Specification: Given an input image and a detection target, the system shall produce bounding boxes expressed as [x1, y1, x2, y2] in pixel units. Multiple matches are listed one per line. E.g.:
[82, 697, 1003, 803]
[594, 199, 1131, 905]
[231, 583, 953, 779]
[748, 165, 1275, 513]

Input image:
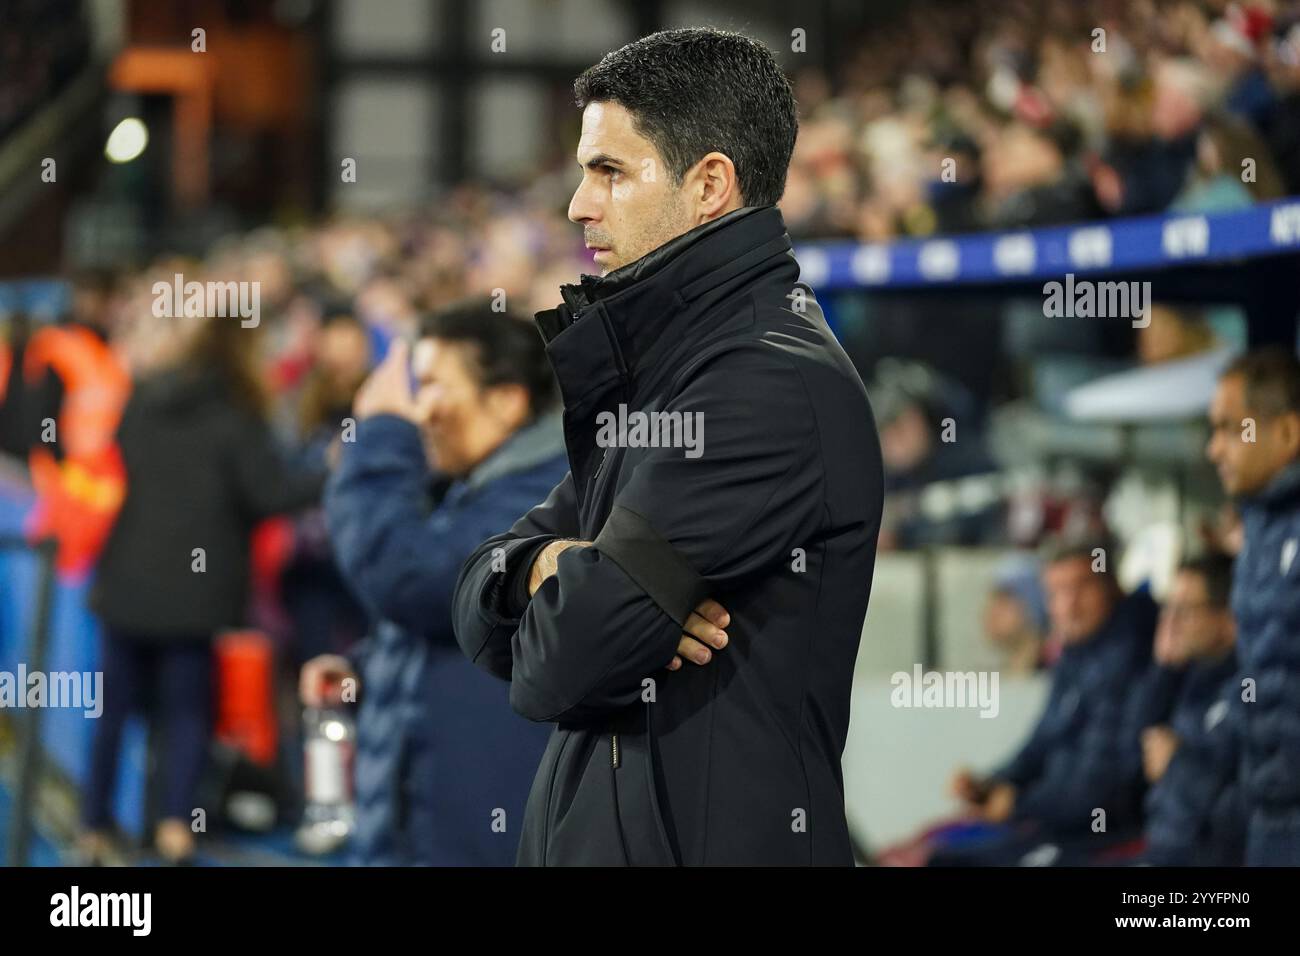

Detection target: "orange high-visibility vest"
[0, 340, 11, 403]
[21, 325, 131, 576]
[23, 325, 130, 458]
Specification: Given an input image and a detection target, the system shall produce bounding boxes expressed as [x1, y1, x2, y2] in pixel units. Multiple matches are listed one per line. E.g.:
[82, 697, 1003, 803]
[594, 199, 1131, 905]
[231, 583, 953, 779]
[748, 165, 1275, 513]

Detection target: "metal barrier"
[0, 534, 58, 866]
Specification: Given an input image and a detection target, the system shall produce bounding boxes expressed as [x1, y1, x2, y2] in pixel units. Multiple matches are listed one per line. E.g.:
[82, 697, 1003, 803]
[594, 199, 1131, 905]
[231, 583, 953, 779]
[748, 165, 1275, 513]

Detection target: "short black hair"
[1177, 554, 1234, 609]
[1222, 347, 1300, 418]
[573, 28, 798, 207]
[417, 300, 557, 417]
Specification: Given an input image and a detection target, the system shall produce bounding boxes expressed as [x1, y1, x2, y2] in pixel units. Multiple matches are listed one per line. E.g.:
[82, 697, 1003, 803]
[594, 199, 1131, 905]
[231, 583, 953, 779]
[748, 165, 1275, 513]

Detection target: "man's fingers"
[384, 338, 409, 366]
[676, 635, 713, 665]
[684, 611, 727, 648]
[694, 598, 730, 628]
[666, 600, 730, 669]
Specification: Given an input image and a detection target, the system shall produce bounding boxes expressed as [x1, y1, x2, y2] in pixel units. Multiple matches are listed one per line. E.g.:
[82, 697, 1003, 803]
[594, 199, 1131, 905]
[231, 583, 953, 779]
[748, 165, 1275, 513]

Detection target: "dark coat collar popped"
[534, 205, 794, 407]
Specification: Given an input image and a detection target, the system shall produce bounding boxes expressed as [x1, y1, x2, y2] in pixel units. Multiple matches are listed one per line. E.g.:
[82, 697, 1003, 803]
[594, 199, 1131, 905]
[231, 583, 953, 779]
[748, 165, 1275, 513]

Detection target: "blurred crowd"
[784, 0, 1300, 240]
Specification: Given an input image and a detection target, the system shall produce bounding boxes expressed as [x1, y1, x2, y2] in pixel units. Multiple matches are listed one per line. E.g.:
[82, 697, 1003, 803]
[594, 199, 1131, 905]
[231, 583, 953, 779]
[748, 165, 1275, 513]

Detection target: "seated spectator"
[934, 536, 1157, 865]
[1209, 13, 1277, 131]
[1097, 59, 1203, 216]
[983, 557, 1048, 675]
[1137, 555, 1244, 866]
[980, 119, 1097, 229]
[1171, 112, 1285, 213]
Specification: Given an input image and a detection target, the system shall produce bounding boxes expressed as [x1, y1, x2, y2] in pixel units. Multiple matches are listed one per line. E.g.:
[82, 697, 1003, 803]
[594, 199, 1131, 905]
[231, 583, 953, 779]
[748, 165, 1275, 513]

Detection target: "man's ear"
[688, 151, 741, 223]
[485, 382, 531, 430]
[1278, 411, 1300, 461]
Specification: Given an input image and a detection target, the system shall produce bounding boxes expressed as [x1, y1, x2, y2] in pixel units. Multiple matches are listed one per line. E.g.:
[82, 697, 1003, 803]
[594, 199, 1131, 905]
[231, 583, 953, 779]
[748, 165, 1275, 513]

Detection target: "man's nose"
[568, 179, 599, 225]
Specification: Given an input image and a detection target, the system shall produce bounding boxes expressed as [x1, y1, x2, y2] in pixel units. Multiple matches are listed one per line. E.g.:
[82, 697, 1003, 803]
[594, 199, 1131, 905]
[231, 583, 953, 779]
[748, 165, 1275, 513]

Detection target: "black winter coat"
[1230, 460, 1300, 817]
[453, 206, 884, 865]
[92, 366, 323, 639]
[1143, 651, 1244, 866]
[992, 591, 1158, 835]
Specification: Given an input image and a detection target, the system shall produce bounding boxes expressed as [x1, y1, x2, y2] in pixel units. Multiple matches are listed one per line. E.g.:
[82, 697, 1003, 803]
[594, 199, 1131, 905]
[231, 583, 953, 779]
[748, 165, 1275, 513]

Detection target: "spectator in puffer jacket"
[936, 536, 1156, 866]
[1207, 347, 1300, 866]
[1138, 555, 1244, 866]
[301, 301, 565, 865]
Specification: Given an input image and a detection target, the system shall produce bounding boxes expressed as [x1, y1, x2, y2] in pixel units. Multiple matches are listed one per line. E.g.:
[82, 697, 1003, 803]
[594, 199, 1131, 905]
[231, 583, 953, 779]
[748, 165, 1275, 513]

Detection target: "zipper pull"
[611, 732, 621, 769]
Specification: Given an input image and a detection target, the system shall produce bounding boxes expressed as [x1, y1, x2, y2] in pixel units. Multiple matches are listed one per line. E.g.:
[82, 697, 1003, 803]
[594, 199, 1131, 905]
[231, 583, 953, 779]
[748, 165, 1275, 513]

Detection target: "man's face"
[410, 338, 520, 478]
[568, 101, 694, 275]
[317, 319, 371, 388]
[983, 590, 1032, 646]
[1207, 374, 1298, 496]
[1157, 569, 1233, 664]
[879, 403, 933, 475]
[1042, 557, 1116, 645]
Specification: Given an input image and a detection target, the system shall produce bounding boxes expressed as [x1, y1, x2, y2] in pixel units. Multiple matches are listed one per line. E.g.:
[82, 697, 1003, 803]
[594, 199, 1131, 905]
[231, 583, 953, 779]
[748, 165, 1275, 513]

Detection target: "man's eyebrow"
[580, 153, 625, 170]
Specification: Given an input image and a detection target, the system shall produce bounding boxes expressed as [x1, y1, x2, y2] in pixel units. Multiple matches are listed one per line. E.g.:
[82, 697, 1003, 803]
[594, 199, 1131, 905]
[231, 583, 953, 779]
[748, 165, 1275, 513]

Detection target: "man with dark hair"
[303, 299, 566, 865]
[452, 29, 883, 866]
[1207, 346, 1300, 865]
[568, 27, 799, 273]
[1136, 555, 1244, 866]
[938, 536, 1157, 865]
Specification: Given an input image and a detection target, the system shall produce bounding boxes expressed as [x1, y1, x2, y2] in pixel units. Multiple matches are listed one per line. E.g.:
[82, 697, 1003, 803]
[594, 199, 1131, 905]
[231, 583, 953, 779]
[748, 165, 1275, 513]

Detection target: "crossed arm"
[451, 347, 823, 723]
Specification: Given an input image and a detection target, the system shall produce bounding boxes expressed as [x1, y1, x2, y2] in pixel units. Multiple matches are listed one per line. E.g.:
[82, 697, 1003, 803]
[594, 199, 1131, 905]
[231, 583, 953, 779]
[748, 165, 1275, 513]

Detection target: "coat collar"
[1243, 459, 1300, 512]
[462, 407, 565, 492]
[534, 206, 794, 407]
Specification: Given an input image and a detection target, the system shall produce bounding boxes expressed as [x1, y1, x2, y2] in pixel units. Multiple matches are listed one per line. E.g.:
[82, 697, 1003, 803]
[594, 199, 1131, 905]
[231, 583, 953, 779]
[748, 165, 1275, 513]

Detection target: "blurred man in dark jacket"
[1207, 347, 1300, 865]
[941, 537, 1156, 865]
[304, 302, 563, 865]
[452, 29, 883, 866]
[1138, 555, 1243, 866]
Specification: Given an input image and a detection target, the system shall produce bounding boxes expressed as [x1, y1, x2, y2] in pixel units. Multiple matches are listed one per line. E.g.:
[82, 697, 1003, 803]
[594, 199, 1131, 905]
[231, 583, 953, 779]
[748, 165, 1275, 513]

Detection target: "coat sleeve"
[326, 414, 527, 642]
[1011, 683, 1137, 830]
[229, 409, 326, 519]
[454, 346, 826, 724]
[452, 469, 583, 680]
[990, 673, 1062, 788]
[1114, 663, 1184, 783]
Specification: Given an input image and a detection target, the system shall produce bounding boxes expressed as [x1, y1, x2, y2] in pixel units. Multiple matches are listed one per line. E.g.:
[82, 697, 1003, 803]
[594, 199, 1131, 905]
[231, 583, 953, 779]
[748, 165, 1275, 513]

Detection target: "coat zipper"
[585, 447, 611, 511]
[611, 732, 620, 768]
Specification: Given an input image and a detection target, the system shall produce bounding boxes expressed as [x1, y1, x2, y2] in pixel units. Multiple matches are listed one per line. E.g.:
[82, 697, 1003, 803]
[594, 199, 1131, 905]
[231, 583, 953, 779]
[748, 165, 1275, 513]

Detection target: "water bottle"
[295, 691, 356, 856]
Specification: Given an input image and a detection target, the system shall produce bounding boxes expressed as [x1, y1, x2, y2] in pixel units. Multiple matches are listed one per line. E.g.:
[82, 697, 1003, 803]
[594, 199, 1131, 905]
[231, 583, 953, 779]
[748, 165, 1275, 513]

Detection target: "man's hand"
[667, 598, 729, 671]
[527, 539, 594, 596]
[353, 339, 419, 422]
[300, 654, 357, 707]
[978, 782, 1017, 823]
[1142, 725, 1180, 783]
[526, 540, 730, 671]
[950, 767, 988, 805]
